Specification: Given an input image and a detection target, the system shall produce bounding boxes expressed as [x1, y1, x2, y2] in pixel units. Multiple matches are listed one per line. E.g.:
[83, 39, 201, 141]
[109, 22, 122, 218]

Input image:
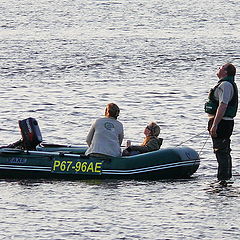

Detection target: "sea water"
[0, 0, 239, 239]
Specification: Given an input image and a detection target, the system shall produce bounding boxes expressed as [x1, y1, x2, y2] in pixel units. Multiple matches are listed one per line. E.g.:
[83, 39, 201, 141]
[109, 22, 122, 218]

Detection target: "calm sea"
[0, 0, 240, 239]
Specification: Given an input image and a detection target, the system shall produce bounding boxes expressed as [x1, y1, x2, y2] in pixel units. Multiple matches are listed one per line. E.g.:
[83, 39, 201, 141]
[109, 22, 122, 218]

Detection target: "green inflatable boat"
[0, 118, 200, 180]
[0, 144, 200, 180]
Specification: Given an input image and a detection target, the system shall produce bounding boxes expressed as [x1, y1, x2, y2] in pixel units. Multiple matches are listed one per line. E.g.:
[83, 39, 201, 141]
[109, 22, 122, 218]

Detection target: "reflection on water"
[0, 0, 240, 239]
[0, 178, 239, 239]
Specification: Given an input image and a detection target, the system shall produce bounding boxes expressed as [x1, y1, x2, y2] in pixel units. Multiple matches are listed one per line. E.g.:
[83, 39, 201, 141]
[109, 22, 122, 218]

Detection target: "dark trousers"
[208, 119, 234, 181]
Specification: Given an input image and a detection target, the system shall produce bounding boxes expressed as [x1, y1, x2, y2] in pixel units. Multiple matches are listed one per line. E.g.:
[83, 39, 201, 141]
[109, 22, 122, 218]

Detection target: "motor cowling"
[19, 117, 42, 150]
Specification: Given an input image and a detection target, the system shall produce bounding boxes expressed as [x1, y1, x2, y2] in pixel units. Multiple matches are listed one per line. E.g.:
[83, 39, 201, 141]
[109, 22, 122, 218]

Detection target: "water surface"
[0, 0, 240, 239]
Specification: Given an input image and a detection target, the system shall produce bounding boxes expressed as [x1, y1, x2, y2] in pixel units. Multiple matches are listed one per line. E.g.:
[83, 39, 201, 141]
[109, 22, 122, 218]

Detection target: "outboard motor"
[19, 117, 42, 150]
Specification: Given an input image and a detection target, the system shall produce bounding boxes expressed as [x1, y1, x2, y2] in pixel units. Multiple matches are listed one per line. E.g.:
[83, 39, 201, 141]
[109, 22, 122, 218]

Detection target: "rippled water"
[0, 0, 240, 239]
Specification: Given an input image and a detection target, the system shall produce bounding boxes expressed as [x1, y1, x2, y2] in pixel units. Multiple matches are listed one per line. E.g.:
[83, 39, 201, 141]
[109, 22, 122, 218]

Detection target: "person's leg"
[213, 138, 232, 180]
[209, 119, 234, 181]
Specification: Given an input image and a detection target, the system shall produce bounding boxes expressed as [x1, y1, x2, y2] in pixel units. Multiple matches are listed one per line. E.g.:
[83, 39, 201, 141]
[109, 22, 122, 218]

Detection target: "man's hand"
[210, 125, 217, 138]
[210, 102, 228, 138]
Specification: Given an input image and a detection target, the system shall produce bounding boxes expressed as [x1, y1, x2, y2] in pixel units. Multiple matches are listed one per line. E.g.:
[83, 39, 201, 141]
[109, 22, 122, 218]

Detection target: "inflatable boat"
[0, 118, 200, 180]
[0, 144, 200, 180]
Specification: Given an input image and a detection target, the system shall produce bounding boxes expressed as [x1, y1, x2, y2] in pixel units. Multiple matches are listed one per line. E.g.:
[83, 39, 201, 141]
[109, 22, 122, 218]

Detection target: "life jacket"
[204, 76, 238, 118]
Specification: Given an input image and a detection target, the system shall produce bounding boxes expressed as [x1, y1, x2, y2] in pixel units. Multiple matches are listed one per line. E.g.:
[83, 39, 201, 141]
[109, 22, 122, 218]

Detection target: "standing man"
[205, 63, 238, 185]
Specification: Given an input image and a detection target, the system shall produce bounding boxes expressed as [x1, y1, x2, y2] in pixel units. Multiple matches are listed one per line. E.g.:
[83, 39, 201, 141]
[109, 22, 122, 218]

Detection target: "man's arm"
[210, 102, 228, 137]
[86, 122, 96, 146]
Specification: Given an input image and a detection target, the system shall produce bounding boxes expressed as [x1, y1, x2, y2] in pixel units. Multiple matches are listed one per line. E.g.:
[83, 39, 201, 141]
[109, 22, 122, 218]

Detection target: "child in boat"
[122, 122, 163, 156]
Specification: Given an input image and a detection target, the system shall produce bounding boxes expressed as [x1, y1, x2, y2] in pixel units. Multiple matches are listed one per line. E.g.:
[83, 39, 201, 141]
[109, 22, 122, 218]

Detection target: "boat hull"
[0, 147, 200, 180]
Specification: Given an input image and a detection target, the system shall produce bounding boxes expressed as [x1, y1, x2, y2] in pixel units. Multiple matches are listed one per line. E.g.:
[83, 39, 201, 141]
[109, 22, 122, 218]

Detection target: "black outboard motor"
[19, 117, 42, 150]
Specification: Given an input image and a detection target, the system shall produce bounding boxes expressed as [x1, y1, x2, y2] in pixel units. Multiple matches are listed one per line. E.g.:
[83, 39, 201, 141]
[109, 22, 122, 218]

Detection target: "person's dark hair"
[225, 63, 236, 76]
[105, 103, 120, 119]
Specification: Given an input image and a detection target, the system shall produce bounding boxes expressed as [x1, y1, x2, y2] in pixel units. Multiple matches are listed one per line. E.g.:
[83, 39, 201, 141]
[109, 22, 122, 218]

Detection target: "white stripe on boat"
[102, 160, 200, 175]
[0, 159, 200, 174]
[0, 165, 51, 172]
